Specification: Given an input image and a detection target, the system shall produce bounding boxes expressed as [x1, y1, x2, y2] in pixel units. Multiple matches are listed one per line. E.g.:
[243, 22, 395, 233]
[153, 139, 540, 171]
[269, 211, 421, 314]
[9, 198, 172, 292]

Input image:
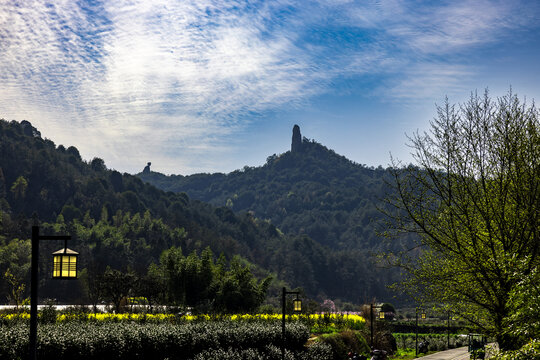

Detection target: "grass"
[390, 348, 437, 359]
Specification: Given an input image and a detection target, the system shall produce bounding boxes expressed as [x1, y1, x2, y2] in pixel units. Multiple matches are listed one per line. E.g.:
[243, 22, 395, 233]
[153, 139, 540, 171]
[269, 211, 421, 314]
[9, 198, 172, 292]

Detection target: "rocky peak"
[291, 124, 302, 152]
[143, 162, 151, 173]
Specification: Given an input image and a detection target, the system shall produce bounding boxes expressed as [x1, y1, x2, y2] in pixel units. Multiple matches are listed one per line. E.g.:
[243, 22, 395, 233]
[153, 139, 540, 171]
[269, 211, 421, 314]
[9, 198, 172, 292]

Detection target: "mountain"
[0, 119, 289, 302]
[138, 125, 410, 302]
[138, 125, 395, 251]
[0, 119, 402, 305]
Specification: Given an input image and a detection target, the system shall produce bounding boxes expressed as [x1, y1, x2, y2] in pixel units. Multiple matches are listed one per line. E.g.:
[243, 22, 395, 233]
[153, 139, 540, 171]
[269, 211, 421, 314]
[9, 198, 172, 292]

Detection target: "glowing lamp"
[52, 248, 78, 279]
[293, 298, 302, 313]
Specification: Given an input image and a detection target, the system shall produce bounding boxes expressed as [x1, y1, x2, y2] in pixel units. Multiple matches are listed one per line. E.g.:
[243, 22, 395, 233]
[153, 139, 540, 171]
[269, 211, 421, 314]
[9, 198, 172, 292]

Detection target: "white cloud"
[0, 0, 538, 173]
[380, 63, 476, 103]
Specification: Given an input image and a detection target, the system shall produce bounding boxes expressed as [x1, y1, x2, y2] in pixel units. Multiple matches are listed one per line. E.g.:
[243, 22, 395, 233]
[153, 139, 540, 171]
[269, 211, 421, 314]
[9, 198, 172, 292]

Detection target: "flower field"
[0, 311, 365, 332]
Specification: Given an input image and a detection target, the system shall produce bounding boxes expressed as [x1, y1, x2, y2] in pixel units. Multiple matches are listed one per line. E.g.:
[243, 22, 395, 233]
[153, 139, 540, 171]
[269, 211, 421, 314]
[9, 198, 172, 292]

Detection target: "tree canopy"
[385, 89, 539, 350]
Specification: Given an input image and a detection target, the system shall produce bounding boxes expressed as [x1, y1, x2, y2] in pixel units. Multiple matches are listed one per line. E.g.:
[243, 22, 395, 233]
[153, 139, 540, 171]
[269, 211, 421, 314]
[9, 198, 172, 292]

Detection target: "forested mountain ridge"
[138, 126, 394, 251]
[0, 120, 400, 305]
[0, 119, 280, 259]
[0, 119, 287, 304]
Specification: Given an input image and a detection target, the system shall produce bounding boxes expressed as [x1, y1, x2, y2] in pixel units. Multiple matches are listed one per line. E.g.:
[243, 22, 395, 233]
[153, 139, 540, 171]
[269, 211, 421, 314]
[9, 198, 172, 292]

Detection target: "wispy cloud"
[0, 0, 538, 173]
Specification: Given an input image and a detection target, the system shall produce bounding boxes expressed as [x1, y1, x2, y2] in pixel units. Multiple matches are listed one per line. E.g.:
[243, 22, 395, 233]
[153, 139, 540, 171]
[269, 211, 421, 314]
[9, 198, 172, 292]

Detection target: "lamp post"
[370, 303, 384, 348]
[369, 303, 385, 349]
[282, 287, 301, 360]
[415, 308, 426, 357]
[30, 226, 77, 360]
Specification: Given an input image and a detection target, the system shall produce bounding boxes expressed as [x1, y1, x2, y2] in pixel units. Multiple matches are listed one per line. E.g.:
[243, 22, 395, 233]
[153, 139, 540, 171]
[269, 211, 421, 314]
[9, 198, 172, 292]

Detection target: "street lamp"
[415, 308, 426, 356]
[370, 303, 384, 347]
[52, 246, 79, 279]
[30, 226, 76, 360]
[293, 296, 302, 313]
[282, 288, 301, 360]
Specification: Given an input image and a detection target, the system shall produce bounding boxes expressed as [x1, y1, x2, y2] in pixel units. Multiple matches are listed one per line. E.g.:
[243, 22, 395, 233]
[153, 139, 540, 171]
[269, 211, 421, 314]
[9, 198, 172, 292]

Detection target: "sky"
[1, 0, 540, 175]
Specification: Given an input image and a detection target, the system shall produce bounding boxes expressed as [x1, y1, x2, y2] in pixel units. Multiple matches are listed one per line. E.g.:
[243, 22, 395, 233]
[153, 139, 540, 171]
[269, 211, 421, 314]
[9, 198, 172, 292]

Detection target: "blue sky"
[1, 0, 539, 174]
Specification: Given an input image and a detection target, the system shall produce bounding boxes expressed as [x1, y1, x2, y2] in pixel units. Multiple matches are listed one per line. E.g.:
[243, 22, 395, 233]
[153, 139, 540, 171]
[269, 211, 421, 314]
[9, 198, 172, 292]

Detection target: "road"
[414, 346, 470, 360]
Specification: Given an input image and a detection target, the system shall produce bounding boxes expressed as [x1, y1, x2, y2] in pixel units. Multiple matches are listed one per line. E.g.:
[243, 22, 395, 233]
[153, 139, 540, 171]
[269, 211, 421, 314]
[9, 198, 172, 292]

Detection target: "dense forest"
[138, 130, 396, 252]
[138, 126, 412, 301]
[0, 120, 404, 308]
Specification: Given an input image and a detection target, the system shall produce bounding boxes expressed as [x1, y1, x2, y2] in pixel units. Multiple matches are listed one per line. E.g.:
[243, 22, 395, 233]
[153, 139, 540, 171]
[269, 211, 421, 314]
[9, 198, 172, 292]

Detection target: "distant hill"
[0, 119, 403, 305]
[0, 119, 288, 302]
[138, 126, 395, 251]
[138, 126, 411, 302]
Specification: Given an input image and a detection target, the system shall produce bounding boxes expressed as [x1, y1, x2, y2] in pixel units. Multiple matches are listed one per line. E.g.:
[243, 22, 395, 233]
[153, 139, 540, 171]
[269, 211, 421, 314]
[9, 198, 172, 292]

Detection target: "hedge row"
[390, 322, 469, 334]
[394, 333, 469, 351]
[193, 343, 332, 360]
[0, 322, 319, 360]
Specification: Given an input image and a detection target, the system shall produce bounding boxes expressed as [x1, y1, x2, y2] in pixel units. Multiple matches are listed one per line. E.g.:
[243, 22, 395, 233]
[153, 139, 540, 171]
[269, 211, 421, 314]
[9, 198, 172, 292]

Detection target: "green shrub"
[0, 321, 311, 360]
[491, 340, 540, 360]
[319, 331, 369, 360]
[39, 304, 57, 324]
[393, 333, 468, 352]
[192, 344, 332, 360]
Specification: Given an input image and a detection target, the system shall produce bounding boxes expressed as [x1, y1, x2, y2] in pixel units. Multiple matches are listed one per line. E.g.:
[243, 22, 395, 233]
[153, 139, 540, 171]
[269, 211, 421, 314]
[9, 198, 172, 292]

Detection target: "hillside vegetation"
[1, 120, 402, 305]
[139, 133, 396, 251]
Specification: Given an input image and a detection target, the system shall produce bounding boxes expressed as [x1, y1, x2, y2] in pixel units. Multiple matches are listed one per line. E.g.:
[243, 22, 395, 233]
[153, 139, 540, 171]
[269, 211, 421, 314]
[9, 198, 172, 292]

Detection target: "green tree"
[90, 157, 106, 172]
[100, 268, 136, 312]
[215, 256, 272, 313]
[3, 268, 26, 308]
[385, 90, 539, 350]
[80, 264, 105, 312]
[138, 263, 166, 310]
[502, 258, 540, 346]
[0, 238, 30, 303]
[10, 176, 28, 199]
[159, 246, 186, 305]
[0, 167, 6, 199]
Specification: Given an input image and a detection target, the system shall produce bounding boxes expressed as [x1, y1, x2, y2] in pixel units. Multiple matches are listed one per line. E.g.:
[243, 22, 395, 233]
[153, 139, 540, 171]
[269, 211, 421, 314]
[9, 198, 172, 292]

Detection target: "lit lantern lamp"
[293, 296, 302, 313]
[282, 288, 302, 359]
[379, 311, 385, 319]
[52, 247, 79, 279]
[421, 312, 426, 319]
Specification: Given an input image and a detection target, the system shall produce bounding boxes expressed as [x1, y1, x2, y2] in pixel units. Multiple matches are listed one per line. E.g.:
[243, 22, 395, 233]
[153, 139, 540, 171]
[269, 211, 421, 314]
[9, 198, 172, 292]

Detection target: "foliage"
[193, 343, 333, 360]
[10, 176, 28, 199]
[492, 339, 540, 360]
[0, 321, 311, 360]
[393, 333, 468, 352]
[318, 331, 370, 360]
[39, 301, 58, 324]
[307, 313, 366, 334]
[138, 133, 405, 302]
[391, 348, 418, 360]
[156, 246, 271, 313]
[389, 321, 468, 334]
[0, 119, 321, 304]
[99, 268, 137, 313]
[502, 259, 540, 344]
[384, 90, 540, 350]
[3, 268, 26, 307]
[0, 237, 30, 303]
